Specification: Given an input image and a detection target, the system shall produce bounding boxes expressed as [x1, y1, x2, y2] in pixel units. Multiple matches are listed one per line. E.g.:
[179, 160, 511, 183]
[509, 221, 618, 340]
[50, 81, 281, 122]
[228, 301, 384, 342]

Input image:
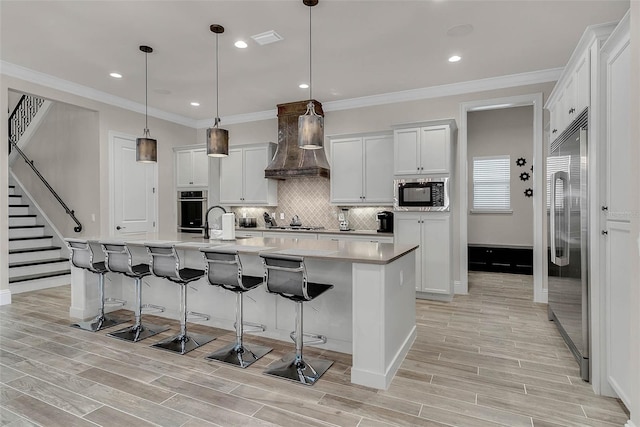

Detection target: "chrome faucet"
[203, 205, 227, 239]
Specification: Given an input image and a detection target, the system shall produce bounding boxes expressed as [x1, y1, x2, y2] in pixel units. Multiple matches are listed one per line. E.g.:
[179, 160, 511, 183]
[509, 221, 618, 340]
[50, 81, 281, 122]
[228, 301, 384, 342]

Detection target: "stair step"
[9, 247, 65, 264]
[9, 215, 37, 227]
[9, 237, 55, 251]
[9, 206, 29, 215]
[9, 258, 70, 278]
[9, 269, 71, 284]
[9, 258, 69, 268]
[9, 225, 45, 239]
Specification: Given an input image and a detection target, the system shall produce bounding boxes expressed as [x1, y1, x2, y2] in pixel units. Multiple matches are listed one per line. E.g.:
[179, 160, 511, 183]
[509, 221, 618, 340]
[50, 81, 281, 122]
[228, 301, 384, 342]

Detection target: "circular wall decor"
[524, 188, 533, 198]
[516, 157, 527, 167]
[520, 172, 530, 181]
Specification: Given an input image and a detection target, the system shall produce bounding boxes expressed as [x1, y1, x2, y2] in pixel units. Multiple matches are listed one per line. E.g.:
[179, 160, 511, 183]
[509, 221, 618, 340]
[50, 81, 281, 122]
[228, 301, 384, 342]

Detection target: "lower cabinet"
[317, 234, 394, 243]
[262, 231, 318, 240]
[395, 213, 452, 296]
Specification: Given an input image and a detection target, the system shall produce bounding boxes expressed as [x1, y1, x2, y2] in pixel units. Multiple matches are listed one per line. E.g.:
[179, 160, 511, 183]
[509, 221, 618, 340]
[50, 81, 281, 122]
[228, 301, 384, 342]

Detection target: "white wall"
[628, 4, 639, 426]
[467, 106, 534, 246]
[12, 101, 101, 237]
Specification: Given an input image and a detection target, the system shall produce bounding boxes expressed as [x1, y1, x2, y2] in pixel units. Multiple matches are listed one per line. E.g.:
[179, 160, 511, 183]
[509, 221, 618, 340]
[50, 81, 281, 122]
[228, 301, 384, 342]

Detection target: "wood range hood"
[264, 100, 330, 179]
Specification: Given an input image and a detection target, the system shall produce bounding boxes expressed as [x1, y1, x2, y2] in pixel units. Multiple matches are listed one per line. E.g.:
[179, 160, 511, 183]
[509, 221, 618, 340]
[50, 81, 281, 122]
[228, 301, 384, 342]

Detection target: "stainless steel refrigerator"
[547, 108, 589, 381]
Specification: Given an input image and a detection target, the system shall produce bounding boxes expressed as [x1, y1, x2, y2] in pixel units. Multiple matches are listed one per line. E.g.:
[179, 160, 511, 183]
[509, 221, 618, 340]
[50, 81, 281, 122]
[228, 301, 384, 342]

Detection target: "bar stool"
[100, 241, 169, 342]
[145, 243, 214, 354]
[65, 238, 127, 332]
[260, 253, 334, 385]
[200, 248, 272, 368]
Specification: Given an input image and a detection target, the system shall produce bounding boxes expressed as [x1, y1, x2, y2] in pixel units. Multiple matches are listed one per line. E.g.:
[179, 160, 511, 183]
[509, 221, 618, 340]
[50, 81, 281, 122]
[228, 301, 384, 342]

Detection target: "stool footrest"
[264, 353, 333, 385]
[236, 321, 266, 333]
[141, 304, 165, 314]
[104, 297, 126, 307]
[187, 311, 210, 322]
[290, 331, 327, 346]
[107, 322, 170, 342]
[206, 342, 272, 368]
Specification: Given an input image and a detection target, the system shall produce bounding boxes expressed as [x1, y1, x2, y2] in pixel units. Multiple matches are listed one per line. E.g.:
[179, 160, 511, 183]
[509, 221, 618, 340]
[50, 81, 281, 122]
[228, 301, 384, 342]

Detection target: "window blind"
[473, 155, 510, 210]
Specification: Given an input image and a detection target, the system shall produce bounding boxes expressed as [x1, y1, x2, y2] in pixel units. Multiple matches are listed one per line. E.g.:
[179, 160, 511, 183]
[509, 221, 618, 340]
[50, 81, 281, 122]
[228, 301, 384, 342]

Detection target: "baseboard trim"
[0, 289, 12, 306]
[454, 280, 466, 295]
[624, 420, 636, 427]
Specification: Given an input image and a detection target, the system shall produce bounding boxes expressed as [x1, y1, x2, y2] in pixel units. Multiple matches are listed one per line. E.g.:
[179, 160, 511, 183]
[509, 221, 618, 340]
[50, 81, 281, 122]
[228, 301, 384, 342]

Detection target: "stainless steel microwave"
[393, 178, 450, 211]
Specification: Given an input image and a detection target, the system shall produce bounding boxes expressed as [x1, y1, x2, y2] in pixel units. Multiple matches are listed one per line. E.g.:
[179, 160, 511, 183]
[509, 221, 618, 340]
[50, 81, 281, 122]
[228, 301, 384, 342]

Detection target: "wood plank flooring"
[0, 272, 629, 426]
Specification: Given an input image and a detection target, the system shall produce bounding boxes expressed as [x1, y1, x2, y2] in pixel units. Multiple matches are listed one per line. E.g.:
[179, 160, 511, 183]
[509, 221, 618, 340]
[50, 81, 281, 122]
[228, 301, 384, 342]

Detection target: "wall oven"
[394, 177, 449, 211]
[177, 190, 207, 233]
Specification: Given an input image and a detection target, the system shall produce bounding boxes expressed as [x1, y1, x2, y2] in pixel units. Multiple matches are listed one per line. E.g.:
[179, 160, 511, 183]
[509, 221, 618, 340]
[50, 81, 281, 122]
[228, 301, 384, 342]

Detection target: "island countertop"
[94, 232, 417, 265]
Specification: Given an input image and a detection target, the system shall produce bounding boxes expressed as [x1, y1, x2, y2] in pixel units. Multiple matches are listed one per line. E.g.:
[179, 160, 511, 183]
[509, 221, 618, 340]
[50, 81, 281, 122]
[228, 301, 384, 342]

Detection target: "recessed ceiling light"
[109, 72, 122, 79]
[190, 102, 200, 107]
[234, 40, 248, 49]
[448, 55, 462, 63]
[299, 83, 309, 89]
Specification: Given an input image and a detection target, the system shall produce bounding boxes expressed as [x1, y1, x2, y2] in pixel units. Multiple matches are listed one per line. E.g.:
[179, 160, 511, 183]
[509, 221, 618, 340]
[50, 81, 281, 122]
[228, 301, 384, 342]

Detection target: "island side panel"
[351, 251, 416, 389]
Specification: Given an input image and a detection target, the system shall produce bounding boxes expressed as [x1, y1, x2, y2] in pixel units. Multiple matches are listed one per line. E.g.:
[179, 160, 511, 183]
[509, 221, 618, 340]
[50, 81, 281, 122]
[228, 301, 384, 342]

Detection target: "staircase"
[8, 184, 71, 293]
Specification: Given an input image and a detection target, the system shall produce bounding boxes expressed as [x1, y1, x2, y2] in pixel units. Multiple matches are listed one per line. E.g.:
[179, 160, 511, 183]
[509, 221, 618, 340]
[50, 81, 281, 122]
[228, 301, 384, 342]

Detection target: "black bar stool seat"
[100, 241, 169, 342]
[200, 248, 272, 368]
[65, 238, 127, 332]
[145, 243, 214, 354]
[260, 253, 334, 385]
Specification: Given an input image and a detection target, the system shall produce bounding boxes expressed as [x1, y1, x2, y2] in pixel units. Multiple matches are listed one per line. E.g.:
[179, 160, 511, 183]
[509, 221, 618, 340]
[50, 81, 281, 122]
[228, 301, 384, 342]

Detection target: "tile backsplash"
[230, 178, 389, 230]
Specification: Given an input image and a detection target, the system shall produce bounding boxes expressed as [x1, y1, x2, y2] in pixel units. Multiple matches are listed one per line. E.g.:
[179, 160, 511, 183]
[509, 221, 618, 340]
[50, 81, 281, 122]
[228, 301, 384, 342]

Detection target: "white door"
[112, 134, 157, 235]
[363, 134, 393, 203]
[243, 146, 269, 204]
[219, 148, 244, 204]
[331, 137, 363, 204]
[394, 214, 422, 291]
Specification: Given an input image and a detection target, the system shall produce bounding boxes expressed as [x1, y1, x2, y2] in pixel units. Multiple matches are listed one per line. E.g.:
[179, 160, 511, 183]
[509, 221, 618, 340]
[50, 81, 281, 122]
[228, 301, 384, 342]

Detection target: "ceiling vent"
[251, 30, 284, 46]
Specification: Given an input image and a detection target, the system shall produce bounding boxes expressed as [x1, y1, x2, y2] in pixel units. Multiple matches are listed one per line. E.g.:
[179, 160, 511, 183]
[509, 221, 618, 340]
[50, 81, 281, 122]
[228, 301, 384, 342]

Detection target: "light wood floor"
[0, 272, 628, 426]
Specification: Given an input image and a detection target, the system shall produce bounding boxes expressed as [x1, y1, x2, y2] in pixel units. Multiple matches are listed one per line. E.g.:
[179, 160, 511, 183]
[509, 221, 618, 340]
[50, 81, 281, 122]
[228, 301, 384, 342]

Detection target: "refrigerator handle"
[550, 171, 570, 267]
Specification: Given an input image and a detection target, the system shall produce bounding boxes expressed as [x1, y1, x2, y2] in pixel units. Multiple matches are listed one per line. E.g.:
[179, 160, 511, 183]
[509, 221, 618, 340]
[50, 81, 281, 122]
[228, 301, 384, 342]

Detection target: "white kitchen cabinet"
[235, 230, 263, 238]
[394, 212, 452, 297]
[330, 132, 393, 205]
[393, 119, 456, 176]
[263, 231, 318, 240]
[175, 147, 208, 188]
[219, 143, 277, 206]
[602, 16, 632, 410]
[318, 233, 393, 244]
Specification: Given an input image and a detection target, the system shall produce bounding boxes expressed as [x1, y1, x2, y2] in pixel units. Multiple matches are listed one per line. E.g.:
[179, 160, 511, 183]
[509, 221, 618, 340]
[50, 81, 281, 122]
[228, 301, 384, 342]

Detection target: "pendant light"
[298, 0, 324, 150]
[136, 45, 157, 163]
[207, 24, 229, 157]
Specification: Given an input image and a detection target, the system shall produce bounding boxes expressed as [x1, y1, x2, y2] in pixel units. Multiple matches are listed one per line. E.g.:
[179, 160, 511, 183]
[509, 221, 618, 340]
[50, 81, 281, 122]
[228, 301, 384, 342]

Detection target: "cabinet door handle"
[601, 206, 608, 211]
[602, 230, 608, 236]
[552, 129, 557, 134]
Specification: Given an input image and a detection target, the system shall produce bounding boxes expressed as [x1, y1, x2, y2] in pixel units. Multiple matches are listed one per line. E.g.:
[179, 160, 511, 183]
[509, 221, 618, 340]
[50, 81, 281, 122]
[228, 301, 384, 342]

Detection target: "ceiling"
[0, 1, 629, 125]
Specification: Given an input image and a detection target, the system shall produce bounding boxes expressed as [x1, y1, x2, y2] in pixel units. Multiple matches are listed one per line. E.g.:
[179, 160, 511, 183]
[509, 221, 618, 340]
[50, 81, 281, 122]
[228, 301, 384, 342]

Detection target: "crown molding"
[2, 60, 561, 130]
[1, 61, 197, 128]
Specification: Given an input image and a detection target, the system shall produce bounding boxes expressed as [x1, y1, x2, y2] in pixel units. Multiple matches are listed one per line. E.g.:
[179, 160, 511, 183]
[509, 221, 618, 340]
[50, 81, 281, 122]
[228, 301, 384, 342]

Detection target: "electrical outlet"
[271, 212, 276, 219]
[280, 213, 285, 220]
[338, 213, 345, 221]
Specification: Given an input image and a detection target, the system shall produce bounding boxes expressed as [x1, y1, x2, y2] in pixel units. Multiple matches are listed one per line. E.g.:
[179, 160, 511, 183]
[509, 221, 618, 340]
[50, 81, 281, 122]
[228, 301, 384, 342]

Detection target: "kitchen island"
[68, 233, 417, 389]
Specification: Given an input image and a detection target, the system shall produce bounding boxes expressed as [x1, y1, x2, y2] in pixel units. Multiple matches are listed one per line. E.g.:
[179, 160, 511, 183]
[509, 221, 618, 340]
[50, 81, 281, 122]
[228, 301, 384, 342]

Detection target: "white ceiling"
[0, 0, 629, 125]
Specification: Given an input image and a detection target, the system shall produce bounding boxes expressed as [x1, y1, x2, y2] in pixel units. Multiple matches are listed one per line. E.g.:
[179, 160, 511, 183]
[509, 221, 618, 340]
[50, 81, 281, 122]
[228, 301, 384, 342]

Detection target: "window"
[473, 155, 510, 211]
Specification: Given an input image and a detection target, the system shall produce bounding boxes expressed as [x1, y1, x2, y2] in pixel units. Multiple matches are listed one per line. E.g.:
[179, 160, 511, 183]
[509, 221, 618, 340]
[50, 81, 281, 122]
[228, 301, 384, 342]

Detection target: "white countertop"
[92, 232, 415, 265]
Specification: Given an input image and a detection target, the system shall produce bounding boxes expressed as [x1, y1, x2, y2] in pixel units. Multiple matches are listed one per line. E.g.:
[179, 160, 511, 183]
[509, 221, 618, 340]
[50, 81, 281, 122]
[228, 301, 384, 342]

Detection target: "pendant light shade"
[207, 24, 229, 157]
[298, 0, 324, 150]
[136, 45, 157, 163]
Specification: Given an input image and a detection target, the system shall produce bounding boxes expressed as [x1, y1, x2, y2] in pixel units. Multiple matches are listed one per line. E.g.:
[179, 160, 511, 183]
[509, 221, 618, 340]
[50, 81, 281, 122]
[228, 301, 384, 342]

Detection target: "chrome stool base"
[206, 342, 272, 368]
[152, 332, 215, 355]
[264, 353, 333, 385]
[107, 322, 170, 342]
[71, 315, 127, 332]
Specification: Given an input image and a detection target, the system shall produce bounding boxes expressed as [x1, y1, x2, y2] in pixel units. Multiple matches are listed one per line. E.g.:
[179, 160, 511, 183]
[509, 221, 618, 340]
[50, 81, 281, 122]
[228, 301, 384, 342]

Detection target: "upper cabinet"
[219, 142, 277, 206]
[175, 147, 208, 188]
[393, 119, 456, 176]
[546, 22, 617, 138]
[330, 132, 394, 205]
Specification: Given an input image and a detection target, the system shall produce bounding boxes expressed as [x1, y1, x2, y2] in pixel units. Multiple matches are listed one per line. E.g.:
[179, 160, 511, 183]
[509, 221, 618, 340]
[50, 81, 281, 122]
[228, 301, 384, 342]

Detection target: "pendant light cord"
[308, 3, 312, 101]
[144, 50, 149, 135]
[215, 32, 220, 126]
